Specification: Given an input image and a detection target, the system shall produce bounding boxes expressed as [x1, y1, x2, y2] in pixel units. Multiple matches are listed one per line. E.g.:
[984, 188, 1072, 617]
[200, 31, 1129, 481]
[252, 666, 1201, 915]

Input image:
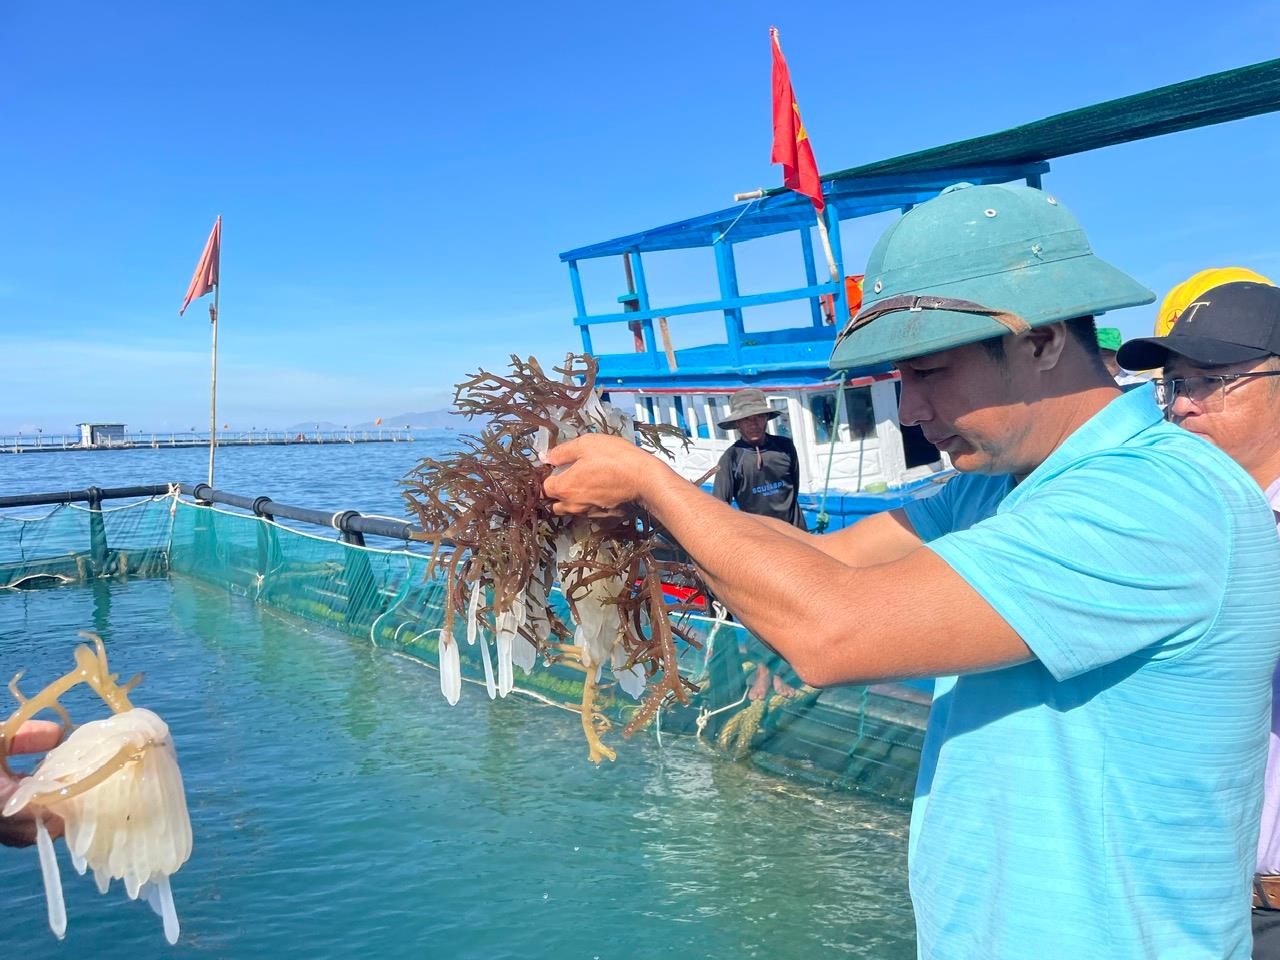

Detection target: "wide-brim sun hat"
[829, 182, 1155, 370]
[716, 388, 783, 429]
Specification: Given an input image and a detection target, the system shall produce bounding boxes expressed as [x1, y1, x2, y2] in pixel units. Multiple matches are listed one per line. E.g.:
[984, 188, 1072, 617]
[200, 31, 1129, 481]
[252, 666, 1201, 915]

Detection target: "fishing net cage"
[0, 490, 927, 802]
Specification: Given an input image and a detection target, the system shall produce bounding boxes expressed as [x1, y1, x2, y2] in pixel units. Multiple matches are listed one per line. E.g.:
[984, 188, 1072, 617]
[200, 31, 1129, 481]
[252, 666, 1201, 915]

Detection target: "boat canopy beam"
[563, 57, 1280, 380]
[559, 162, 1048, 261]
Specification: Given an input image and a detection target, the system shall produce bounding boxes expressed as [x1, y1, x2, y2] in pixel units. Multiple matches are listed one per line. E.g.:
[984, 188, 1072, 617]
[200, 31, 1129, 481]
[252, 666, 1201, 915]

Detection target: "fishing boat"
[543, 55, 1280, 779]
[5, 59, 1280, 802]
[558, 57, 1280, 530]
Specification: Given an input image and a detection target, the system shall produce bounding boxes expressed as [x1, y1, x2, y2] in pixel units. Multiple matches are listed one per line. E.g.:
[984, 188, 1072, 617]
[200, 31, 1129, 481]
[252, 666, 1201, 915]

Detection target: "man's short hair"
[980, 317, 1100, 363]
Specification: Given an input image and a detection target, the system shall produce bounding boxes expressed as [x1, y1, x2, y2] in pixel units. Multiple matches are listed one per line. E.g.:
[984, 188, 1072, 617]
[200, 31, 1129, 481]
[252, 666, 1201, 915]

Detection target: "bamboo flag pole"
[812, 211, 840, 285]
[208, 283, 219, 487]
[178, 214, 223, 487]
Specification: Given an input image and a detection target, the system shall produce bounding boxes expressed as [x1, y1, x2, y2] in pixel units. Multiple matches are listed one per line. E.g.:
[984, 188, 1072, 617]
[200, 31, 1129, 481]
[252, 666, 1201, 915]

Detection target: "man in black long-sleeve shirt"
[710, 389, 807, 699]
[712, 389, 807, 530]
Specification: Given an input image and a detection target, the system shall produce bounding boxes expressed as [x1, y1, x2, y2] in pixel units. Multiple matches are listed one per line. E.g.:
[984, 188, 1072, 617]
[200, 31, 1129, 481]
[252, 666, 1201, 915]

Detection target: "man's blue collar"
[1005, 384, 1163, 505]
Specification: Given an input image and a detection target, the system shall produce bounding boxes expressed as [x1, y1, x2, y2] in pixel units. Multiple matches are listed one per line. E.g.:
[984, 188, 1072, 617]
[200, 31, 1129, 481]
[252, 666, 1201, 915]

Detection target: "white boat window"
[766, 397, 792, 438]
[843, 387, 875, 440]
[810, 394, 837, 443]
[810, 387, 875, 443]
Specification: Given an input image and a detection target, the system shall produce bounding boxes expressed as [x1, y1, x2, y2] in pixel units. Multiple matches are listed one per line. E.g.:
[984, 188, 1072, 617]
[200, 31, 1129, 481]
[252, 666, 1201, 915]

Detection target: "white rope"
[173, 500, 420, 558]
[66, 497, 169, 514]
[715, 197, 759, 245]
[693, 615, 727, 682]
[694, 689, 751, 741]
[367, 554, 417, 647]
[0, 504, 67, 523]
[358, 513, 409, 524]
[164, 487, 180, 558]
[0, 494, 167, 524]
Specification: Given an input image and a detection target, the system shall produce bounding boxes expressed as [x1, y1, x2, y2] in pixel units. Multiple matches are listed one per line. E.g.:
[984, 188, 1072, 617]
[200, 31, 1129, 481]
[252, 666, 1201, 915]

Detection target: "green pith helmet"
[829, 182, 1155, 370]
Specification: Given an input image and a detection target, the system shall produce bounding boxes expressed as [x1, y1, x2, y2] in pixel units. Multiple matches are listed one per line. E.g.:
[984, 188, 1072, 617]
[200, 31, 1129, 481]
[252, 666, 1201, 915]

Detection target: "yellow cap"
[1155, 267, 1276, 336]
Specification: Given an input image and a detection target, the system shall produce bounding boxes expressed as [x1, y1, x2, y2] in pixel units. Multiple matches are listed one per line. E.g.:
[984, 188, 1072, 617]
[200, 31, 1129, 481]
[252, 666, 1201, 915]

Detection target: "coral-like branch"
[402, 354, 702, 760]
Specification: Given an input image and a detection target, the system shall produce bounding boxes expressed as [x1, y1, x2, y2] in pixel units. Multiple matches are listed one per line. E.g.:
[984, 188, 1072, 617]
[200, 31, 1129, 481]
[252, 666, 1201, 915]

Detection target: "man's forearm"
[745, 511, 814, 544]
[639, 465, 861, 683]
[542, 435, 1027, 685]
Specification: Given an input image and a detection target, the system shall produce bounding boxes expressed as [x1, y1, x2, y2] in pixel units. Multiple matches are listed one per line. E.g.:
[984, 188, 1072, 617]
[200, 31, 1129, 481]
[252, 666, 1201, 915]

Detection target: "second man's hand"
[1, 719, 65, 848]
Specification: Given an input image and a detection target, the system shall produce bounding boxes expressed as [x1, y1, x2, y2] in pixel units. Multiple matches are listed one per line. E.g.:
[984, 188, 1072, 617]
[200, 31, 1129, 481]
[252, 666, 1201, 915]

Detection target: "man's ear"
[1008, 323, 1068, 372]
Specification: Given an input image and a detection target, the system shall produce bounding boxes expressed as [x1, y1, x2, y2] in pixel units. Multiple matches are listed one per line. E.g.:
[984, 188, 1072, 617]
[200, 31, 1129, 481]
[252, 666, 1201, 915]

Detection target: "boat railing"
[558, 162, 1052, 377]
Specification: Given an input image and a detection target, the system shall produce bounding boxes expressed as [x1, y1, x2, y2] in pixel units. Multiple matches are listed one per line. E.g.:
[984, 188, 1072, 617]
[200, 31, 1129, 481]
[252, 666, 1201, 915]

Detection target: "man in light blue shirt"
[901, 381, 1277, 956]
[544, 183, 1280, 957]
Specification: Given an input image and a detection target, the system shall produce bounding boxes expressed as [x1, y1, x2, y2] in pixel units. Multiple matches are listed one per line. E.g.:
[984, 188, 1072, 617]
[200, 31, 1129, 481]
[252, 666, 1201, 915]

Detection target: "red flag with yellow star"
[770, 27, 823, 212]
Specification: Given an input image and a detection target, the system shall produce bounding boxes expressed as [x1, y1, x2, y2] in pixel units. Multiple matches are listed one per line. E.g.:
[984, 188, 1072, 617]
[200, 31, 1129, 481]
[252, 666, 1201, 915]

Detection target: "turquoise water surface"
[0, 438, 917, 958]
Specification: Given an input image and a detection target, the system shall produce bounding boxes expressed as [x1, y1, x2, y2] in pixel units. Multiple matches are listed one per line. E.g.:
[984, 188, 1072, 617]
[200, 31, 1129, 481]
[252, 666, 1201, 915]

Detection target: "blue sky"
[2, 1, 1279, 432]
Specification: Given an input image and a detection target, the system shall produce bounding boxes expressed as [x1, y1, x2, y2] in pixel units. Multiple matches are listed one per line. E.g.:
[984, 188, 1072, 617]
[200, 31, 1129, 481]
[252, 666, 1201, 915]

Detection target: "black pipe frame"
[0, 482, 432, 546]
[180, 483, 426, 544]
[0, 484, 171, 509]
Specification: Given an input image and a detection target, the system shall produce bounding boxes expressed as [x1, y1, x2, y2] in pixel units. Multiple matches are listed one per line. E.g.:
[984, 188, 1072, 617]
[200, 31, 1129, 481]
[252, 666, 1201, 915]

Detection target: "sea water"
[0, 438, 916, 958]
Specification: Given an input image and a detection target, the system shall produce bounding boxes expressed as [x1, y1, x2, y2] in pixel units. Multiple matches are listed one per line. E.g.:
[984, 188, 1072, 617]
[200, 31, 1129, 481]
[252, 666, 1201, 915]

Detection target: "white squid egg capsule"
[3, 707, 192, 944]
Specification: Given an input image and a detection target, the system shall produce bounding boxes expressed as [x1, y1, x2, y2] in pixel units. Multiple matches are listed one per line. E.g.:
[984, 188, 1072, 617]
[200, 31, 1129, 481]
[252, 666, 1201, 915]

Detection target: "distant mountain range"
[353, 410, 485, 430]
[285, 410, 484, 433]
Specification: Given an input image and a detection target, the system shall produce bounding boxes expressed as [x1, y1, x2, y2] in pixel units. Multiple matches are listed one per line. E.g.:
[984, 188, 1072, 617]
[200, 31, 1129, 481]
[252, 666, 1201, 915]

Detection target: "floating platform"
[0, 431, 414, 454]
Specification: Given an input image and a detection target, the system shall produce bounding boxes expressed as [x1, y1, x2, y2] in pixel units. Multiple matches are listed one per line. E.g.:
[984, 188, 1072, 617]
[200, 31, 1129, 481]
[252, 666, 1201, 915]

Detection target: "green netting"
[1, 495, 928, 801]
[0, 497, 173, 588]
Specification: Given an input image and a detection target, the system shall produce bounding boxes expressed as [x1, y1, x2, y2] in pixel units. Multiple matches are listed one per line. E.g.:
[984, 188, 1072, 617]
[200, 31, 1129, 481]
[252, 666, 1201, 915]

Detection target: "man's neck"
[1010, 382, 1121, 482]
[1247, 450, 1280, 493]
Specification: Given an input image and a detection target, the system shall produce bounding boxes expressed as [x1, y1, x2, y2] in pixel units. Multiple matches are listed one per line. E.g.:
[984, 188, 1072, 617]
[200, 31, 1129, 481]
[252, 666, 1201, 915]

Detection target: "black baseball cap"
[1117, 281, 1280, 370]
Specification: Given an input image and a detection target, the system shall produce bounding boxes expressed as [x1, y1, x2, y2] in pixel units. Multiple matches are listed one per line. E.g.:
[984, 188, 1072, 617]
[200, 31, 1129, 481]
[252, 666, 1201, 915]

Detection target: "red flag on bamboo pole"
[770, 27, 824, 211]
[179, 216, 221, 316]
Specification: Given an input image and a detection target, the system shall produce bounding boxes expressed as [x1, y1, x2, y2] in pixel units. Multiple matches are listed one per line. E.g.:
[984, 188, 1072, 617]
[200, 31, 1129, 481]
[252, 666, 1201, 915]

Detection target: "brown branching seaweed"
[402, 354, 705, 761]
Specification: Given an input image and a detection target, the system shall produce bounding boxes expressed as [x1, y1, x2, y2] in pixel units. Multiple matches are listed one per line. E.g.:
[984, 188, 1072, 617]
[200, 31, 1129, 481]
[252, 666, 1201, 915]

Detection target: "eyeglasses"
[1152, 371, 1280, 416]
